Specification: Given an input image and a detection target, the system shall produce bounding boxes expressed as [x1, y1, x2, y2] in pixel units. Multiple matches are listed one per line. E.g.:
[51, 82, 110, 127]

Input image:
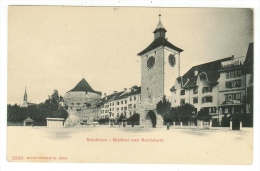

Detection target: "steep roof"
[244, 42, 253, 73]
[153, 20, 167, 33]
[174, 56, 233, 90]
[68, 78, 102, 95]
[100, 86, 141, 104]
[137, 37, 183, 56]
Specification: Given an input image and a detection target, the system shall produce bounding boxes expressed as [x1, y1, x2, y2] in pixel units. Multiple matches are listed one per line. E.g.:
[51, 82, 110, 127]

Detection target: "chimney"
[114, 91, 118, 94]
[104, 93, 107, 97]
[129, 88, 132, 92]
[124, 88, 127, 93]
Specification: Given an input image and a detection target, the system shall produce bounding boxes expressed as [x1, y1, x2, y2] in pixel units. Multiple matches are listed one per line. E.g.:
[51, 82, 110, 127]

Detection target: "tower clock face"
[169, 54, 176, 67]
[147, 56, 155, 69]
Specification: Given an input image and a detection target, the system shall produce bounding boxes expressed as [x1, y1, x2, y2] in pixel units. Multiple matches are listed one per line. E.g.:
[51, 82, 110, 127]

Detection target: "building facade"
[171, 42, 253, 126]
[218, 57, 246, 119]
[99, 86, 141, 120]
[137, 16, 183, 127]
[63, 78, 102, 126]
[171, 57, 232, 124]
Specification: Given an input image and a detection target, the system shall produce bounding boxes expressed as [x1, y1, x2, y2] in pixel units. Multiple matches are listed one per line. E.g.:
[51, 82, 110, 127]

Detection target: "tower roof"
[137, 37, 183, 56]
[153, 20, 167, 33]
[68, 78, 102, 95]
[24, 87, 27, 97]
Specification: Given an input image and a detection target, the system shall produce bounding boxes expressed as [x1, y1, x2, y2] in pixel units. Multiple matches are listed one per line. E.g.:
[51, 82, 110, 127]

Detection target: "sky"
[7, 7, 253, 105]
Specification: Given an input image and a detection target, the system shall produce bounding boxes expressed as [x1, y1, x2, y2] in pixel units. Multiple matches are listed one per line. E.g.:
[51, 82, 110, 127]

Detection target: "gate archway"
[146, 111, 157, 128]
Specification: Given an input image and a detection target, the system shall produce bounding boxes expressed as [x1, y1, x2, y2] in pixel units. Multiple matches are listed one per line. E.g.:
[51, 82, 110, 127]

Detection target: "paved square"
[7, 126, 253, 164]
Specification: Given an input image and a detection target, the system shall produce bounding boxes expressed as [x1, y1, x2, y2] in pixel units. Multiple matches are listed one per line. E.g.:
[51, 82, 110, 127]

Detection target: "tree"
[156, 95, 171, 117]
[167, 103, 196, 124]
[117, 114, 126, 123]
[7, 89, 68, 126]
[44, 90, 68, 119]
[129, 113, 140, 127]
[197, 108, 209, 120]
[221, 114, 230, 127]
[163, 113, 174, 123]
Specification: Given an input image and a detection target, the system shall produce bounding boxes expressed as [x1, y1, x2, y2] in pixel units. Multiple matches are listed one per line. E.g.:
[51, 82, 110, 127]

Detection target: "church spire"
[24, 87, 27, 102]
[153, 14, 167, 39]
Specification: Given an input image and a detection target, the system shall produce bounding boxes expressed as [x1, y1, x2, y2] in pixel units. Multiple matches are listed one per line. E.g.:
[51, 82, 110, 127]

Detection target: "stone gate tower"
[137, 15, 183, 127]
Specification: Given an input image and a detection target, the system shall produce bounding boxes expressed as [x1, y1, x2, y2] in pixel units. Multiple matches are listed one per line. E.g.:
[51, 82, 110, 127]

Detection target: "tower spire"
[153, 14, 167, 39]
[24, 87, 27, 102]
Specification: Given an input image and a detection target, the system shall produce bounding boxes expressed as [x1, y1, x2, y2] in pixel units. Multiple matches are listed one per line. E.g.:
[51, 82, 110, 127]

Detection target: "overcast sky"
[8, 7, 253, 104]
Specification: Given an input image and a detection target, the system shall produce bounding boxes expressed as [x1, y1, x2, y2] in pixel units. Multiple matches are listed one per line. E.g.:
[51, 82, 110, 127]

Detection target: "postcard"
[6, 6, 255, 165]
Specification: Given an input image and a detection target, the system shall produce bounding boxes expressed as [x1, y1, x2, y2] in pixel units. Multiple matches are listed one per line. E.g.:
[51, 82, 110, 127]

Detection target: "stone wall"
[64, 91, 101, 126]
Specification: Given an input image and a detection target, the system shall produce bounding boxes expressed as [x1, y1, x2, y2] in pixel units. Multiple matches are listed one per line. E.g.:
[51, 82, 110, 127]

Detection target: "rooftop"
[138, 37, 183, 56]
[68, 78, 102, 95]
[171, 56, 233, 90]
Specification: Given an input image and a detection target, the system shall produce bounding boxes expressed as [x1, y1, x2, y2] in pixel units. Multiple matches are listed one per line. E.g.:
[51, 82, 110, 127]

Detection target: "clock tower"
[137, 15, 183, 127]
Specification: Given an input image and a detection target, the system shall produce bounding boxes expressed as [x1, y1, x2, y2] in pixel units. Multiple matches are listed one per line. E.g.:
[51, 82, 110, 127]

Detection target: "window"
[134, 104, 136, 108]
[134, 96, 136, 100]
[125, 100, 127, 104]
[121, 107, 123, 111]
[193, 97, 198, 104]
[124, 107, 127, 110]
[193, 87, 198, 94]
[202, 87, 212, 93]
[110, 103, 111, 106]
[121, 101, 123, 104]
[209, 107, 216, 113]
[180, 99, 185, 105]
[202, 96, 213, 103]
[129, 111, 132, 116]
[225, 93, 241, 101]
[117, 113, 119, 117]
[226, 72, 230, 79]
[225, 79, 241, 88]
[226, 70, 242, 79]
[116, 108, 119, 111]
[130, 97, 132, 101]
[128, 104, 132, 109]
[117, 102, 119, 105]
[180, 90, 185, 95]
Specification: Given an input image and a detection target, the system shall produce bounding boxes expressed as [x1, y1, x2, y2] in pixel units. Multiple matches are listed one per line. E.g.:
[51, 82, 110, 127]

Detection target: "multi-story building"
[218, 57, 246, 118]
[171, 42, 253, 126]
[99, 86, 141, 120]
[171, 56, 233, 124]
